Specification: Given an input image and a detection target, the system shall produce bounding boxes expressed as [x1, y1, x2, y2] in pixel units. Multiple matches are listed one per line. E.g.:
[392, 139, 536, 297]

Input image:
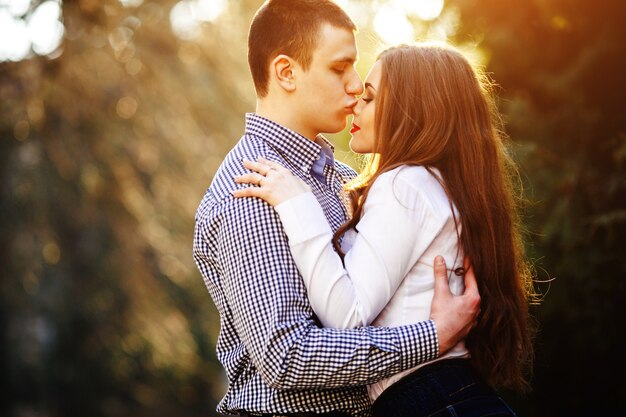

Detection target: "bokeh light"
[398, 0, 445, 21]
[119, 0, 144, 7]
[370, 0, 445, 45]
[3, 0, 31, 16]
[374, 5, 414, 45]
[170, 0, 228, 40]
[0, 11, 31, 61]
[0, 0, 64, 61]
[29, 1, 65, 56]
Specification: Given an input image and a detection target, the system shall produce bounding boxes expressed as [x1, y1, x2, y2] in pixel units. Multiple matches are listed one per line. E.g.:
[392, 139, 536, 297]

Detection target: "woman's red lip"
[350, 124, 360, 134]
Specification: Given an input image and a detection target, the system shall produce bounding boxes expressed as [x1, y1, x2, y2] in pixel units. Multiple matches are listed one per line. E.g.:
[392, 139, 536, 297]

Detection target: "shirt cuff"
[397, 320, 439, 370]
[274, 192, 333, 245]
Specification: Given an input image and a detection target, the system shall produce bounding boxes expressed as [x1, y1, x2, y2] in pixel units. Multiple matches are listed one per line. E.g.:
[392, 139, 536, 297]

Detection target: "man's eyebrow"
[331, 56, 357, 64]
[365, 82, 377, 92]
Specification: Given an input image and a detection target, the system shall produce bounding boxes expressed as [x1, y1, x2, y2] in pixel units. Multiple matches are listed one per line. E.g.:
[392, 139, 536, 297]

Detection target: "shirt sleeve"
[201, 194, 439, 390]
[274, 169, 448, 329]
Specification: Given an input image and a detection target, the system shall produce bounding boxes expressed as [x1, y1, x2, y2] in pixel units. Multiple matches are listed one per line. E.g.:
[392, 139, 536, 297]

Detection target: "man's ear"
[271, 54, 297, 92]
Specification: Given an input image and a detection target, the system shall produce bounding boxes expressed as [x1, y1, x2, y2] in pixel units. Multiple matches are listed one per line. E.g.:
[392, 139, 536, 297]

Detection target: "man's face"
[292, 24, 363, 138]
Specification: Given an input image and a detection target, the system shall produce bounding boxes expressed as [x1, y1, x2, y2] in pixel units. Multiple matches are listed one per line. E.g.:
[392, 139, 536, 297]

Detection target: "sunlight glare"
[119, 0, 144, 7]
[170, 1, 200, 40]
[3, 0, 31, 16]
[374, 5, 414, 45]
[0, 10, 31, 61]
[194, 0, 227, 22]
[28, 1, 65, 56]
[0, 0, 65, 61]
[334, 0, 368, 27]
[395, 0, 445, 21]
[170, 0, 228, 40]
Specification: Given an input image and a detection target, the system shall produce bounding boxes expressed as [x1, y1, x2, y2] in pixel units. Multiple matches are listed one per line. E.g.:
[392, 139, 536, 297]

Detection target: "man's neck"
[255, 100, 317, 141]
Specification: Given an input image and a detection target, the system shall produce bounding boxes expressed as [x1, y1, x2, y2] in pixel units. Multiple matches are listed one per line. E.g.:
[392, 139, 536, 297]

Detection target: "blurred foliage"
[0, 0, 624, 416]
[451, 1, 626, 415]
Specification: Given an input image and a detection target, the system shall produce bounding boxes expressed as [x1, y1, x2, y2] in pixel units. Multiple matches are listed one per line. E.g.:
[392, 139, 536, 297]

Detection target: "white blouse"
[274, 165, 469, 401]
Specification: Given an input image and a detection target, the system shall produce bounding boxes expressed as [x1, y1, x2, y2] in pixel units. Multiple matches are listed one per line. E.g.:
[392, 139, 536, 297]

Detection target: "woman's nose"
[353, 99, 363, 116]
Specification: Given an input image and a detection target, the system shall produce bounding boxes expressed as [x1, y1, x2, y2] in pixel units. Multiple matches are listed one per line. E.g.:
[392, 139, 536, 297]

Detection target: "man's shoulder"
[195, 133, 284, 226]
[207, 133, 273, 201]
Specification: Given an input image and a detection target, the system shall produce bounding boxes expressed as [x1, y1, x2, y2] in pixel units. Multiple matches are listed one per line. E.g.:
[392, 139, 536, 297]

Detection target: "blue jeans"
[371, 359, 516, 417]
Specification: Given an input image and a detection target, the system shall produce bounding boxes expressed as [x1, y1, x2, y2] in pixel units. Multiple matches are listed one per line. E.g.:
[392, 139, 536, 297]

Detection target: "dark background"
[1, 0, 624, 416]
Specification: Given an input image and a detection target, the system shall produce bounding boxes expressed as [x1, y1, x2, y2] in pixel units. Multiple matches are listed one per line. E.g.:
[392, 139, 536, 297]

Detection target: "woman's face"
[349, 60, 382, 154]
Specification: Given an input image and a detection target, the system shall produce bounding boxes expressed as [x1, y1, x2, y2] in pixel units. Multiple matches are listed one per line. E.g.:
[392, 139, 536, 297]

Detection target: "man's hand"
[429, 255, 481, 355]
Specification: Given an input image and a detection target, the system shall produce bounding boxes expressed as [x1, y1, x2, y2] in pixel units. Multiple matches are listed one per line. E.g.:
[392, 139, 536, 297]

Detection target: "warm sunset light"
[170, 0, 228, 40]
[2, 0, 623, 415]
[401, 0, 445, 21]
[372, 0, 446, 45]
[373, 5, 414, 44]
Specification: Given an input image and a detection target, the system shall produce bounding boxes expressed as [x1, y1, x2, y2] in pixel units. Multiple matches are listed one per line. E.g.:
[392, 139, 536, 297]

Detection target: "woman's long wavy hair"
[333, 43, 537, 391]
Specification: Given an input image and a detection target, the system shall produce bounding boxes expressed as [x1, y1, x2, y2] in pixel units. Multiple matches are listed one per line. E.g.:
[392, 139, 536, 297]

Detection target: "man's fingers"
[433, 255, 452, 296]
[463, 255, 472, 271]
[460, 263, 481, 319]
[462, 263, 479, 293]
[461, 255, 479, 293]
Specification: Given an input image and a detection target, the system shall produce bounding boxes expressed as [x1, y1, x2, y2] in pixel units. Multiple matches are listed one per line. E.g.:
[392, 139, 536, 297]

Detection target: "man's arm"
[205, 196, 440, 390]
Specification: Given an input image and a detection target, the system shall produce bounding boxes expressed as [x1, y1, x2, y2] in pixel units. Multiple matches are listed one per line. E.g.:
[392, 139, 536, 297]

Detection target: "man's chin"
[323, 119, 348, 134]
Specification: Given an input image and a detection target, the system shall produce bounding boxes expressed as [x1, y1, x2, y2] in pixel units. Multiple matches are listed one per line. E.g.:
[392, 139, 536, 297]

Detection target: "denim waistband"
[372, 358, 515, 417]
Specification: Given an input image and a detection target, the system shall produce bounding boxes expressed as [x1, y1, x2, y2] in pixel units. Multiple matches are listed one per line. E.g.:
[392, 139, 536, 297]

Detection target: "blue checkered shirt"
[193, 114, 439, 416]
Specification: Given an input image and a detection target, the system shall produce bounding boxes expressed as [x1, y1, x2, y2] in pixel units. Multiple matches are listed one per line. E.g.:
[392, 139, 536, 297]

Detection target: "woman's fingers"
[242, 159, 270, 175]
[234, 172, 264, 185]
[244, 157, 291, 178]
[257, 157, 288, 173]
[232, 186, 263, 198]
[234, 157, 311, 206]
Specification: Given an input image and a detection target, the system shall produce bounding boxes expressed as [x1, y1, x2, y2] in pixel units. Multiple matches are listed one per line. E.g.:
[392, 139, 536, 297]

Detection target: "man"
[193, 1, 480, 416]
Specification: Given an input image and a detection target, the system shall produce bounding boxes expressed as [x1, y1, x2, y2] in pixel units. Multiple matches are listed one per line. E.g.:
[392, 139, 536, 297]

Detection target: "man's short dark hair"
[248, 0, 357, 97]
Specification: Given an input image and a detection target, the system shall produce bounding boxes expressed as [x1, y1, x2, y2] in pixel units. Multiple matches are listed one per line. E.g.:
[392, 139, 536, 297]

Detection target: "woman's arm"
[234, 159, 449, 329]
[276, 172, 447, 328]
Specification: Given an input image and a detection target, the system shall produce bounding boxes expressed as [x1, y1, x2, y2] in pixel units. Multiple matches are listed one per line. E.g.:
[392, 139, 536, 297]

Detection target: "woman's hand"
[233, 157, 311, 206]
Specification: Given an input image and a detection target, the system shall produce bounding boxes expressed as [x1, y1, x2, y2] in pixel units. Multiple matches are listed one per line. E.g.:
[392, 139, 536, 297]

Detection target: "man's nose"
[347, 70, 364, 96]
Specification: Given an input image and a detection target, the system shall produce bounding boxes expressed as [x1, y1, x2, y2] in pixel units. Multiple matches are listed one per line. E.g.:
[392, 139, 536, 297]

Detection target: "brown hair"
[248, 0, 357, 97]
[334, 43, 537, 391]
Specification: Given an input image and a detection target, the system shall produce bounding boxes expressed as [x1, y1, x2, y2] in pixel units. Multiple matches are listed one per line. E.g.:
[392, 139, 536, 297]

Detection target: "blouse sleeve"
[274, 168, 449, 329]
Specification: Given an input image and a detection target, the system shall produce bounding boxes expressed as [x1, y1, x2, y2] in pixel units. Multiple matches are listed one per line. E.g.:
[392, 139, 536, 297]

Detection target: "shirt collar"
[244, 113, 334, 174]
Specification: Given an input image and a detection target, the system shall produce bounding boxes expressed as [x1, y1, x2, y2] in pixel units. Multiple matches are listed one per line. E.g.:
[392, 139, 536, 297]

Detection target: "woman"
[233, 42, 535, 416]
